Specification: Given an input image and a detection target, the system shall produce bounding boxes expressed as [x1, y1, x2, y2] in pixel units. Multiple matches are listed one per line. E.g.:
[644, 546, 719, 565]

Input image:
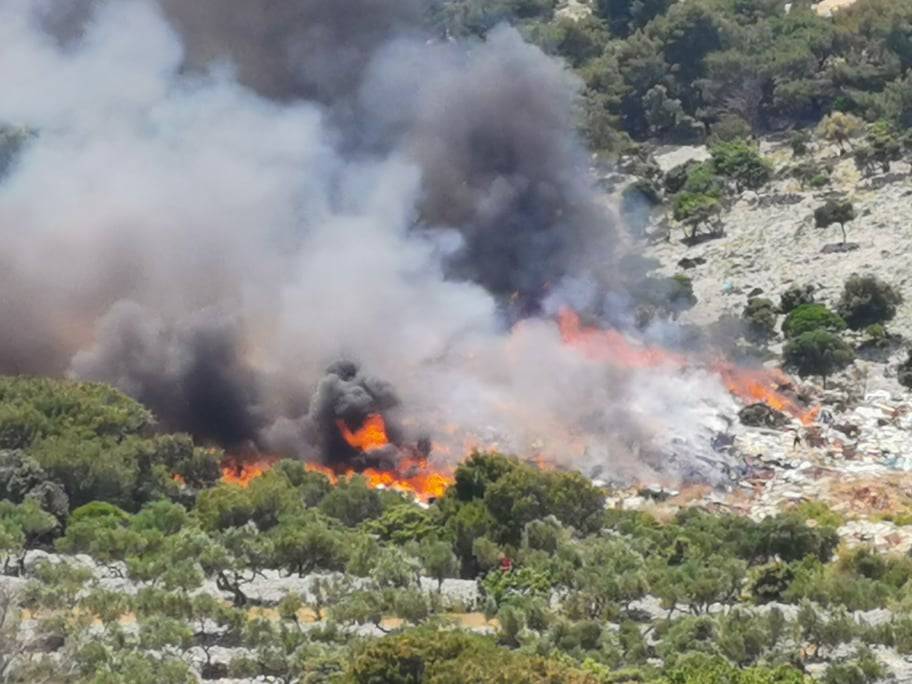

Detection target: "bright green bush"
[710, 139, 772, 191]
[781, 304, 846, 338]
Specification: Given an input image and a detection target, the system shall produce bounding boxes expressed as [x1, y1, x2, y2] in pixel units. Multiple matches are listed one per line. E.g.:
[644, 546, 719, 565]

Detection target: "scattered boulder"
[757, 193, 803, 208]
[711, 433, 736, 452]
[638, 484, 679, 501]
[821, 242, 860, 254]
[833, 423, 861, 438]
[738, 403, 791, 429]
[678, 256, 706, 270]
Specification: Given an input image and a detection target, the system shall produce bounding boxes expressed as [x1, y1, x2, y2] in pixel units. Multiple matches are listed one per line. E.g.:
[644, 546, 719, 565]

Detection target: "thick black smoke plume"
[266, 361, 405, 469]
[0, 0, 734, 482]
[69, 302, 261, 448]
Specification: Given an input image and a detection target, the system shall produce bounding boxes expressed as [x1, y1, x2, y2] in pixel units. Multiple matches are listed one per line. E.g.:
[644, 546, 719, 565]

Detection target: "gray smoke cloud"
[363, 32, 619, 302]
[158, 0, 427, 106]
[0, 0, 735, 483]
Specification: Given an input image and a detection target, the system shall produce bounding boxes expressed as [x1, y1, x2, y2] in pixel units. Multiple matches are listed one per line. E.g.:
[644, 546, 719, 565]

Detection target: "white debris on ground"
[609, 381, 912, 552]
[607, 132, 912, 554]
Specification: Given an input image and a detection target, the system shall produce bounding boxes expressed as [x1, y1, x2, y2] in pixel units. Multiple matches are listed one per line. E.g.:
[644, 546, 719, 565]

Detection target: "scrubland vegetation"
[1, 376, 912, 683]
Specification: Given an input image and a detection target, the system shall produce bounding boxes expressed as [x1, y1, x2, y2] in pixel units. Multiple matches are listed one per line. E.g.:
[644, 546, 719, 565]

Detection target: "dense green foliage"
[436, 0, 912, 150]
[710, 140, 772, 192]
[0, 377, 221, 515]
[781, 304, 846, 339]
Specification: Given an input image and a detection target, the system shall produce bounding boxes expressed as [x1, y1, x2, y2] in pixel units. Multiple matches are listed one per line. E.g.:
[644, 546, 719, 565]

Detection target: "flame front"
[221, 455, 281, 487]
[558, 309, 686, 368]
[337, 413, 390, 451]
[306, 458, 453, 501]
[212, 414, 453, 501]
[714, 363, 819, 426]
[559, 309, 819, 425]
[210, 310, 814, 499]
[333, 413, 454, 500]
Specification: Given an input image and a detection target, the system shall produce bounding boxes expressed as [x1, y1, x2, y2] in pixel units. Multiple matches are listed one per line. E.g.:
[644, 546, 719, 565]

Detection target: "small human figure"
[793, 432, 802, 449]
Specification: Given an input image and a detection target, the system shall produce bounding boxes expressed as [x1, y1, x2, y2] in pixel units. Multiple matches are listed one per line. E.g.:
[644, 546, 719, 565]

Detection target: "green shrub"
[791, 501, 845, 528]
[789, 130, 811, 156]
[682, 162, 725, 197]
[791, 161, 829, 189]
[782, 304, 846, 338]
[780, 284, 817, 314]
[819, 112, 864, 151]
[622, 179, 663, 232]
[709, 114, 753, 144]
[710, 139, 772, 192]
[837, 275, 903, 330]
[319, 475, 383, 527]
[347, 627, 600, 683]
[636, 274, 698, 319]
[783, 330, 855, 382]
[743, 297, 778, 341]
[853, 121, 903, 176]
[822, 646, 884, 684]
[749, 563, 795, 604]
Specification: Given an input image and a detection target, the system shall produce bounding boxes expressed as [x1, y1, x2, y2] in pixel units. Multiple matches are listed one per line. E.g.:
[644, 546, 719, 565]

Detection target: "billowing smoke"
[158, 0, 427, 106]
[69, 302, 261, 447]
[266, 361, 407, 470]
[0, 0, 734, 483]
[363, 33, 619, 302]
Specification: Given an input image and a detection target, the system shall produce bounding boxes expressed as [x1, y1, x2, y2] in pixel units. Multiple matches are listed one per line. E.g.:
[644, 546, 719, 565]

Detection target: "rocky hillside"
[649, 137, 912, 386]
[603, 124, 912, 535]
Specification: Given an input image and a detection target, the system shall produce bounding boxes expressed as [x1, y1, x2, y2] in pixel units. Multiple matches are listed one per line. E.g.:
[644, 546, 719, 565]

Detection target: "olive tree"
[837, 275, 903, 330]
[814, 200, 856, 245]
[783, 330, 855, 386]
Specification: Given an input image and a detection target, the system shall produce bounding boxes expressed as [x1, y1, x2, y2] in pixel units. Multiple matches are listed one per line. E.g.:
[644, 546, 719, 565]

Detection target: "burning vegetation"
[219, 411, 453, 501]
[560, 309, 819, 426]
[216, 310, 819, 497]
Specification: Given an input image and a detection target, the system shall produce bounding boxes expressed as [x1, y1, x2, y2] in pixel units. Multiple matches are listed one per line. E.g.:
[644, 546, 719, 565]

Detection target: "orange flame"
[558, 309, 687, 368]
[212, 413, 453, 501]
[335, 413, 453, 499]
[714, 363, 819, 426]
[305, 458, 453, 501]
[559, 309, 819, 425]
[337, 413, 391, 451]
[221, 455, 281, 488]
